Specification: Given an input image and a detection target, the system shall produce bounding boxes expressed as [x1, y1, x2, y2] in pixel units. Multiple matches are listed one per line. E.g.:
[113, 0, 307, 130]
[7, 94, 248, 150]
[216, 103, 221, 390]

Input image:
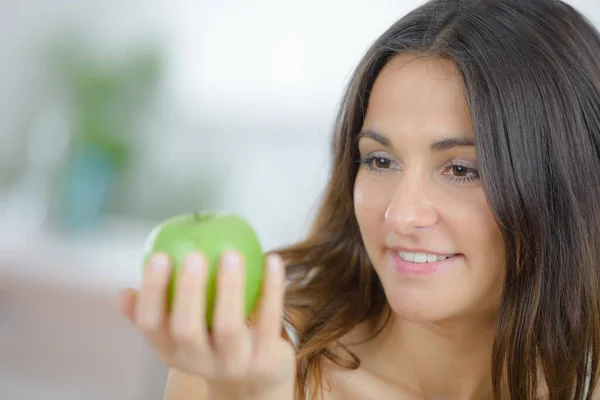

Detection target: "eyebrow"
[357, 129, 475, 152]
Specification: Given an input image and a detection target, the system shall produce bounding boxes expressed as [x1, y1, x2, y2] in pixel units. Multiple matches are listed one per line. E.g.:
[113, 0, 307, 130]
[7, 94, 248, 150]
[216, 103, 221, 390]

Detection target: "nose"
[384, 171, 438, 235]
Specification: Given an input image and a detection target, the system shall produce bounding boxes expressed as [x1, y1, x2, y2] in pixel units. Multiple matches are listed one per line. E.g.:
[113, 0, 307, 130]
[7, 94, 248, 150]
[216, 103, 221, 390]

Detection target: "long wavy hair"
[272, 0, 600, 398]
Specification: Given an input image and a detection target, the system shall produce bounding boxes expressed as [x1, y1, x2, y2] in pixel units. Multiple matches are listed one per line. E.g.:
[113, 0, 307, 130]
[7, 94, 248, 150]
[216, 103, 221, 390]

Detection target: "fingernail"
[267, 254, 282, 273]
[222, 251, 240, 271]
[151, 253, 169, 270]
[185, 253, 204, 272]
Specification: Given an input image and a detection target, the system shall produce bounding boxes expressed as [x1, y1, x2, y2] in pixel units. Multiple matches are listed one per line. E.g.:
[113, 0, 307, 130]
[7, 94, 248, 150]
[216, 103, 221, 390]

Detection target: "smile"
[390, 251, 461, 276]
[396, 251, 455, 263]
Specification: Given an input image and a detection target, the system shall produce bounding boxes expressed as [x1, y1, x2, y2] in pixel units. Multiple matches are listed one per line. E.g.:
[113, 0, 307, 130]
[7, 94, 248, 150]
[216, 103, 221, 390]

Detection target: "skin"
[119, 251, 294, 400]
[121, 53, 600, 399]
[323, 54, 506, 399]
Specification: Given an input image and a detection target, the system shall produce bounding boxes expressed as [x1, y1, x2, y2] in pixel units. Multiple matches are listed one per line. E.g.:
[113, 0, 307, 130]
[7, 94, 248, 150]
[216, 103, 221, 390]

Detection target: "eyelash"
[358, 155, 480, 184]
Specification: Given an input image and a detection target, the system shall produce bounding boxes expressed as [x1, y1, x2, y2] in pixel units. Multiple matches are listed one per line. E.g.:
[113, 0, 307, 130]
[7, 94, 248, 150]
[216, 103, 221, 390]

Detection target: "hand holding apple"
[142, 211, 265, 328]
[117, 211, 296, 399]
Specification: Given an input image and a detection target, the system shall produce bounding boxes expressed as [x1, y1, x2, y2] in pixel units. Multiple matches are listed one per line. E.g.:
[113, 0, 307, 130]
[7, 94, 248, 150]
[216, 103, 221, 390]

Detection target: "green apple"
[142, 211, 265, 329]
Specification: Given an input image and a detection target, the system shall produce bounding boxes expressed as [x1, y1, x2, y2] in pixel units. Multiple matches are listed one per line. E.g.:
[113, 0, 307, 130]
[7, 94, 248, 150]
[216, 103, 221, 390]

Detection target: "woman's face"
[353, 54, 505, 322]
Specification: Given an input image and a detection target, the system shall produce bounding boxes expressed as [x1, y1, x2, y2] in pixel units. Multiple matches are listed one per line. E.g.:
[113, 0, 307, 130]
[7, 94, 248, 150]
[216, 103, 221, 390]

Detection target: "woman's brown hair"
[272, 0, 600, 398]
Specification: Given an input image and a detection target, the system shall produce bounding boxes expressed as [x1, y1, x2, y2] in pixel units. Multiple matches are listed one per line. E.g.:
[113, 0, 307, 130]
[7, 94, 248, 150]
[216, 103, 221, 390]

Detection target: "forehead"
[363, 53, 473, 139]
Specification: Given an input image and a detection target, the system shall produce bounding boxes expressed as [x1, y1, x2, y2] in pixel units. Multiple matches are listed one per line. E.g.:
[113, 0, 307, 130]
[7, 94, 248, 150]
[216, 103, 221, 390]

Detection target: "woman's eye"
[373, 157, 391, 169]
[443, 162, 480, 184]
[359, 155, 397, 172]
[451, 165, 469, 177]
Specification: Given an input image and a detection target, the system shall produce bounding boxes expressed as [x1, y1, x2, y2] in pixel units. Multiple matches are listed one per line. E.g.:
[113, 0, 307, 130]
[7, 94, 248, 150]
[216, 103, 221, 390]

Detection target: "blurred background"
[1, 0, 599, 399]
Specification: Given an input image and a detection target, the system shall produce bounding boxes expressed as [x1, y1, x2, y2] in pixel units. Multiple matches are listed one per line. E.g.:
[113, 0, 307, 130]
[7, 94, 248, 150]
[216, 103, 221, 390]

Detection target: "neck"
[363, 310, 498, 400]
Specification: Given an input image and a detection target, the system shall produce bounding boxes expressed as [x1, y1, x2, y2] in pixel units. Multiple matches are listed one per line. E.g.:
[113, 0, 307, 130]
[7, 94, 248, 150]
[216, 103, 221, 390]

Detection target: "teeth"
[398, 252, 453, 263]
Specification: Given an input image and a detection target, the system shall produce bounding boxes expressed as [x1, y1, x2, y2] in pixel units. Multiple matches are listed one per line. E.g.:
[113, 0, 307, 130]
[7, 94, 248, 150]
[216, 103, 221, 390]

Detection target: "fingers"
[211, 251, 250, 373]
[135, 253, 172, 335]
[256, 254, 286, 343]
[169, 253, 209, 349]
[127, 249, 282, 379]
[118, 288, 138, 324]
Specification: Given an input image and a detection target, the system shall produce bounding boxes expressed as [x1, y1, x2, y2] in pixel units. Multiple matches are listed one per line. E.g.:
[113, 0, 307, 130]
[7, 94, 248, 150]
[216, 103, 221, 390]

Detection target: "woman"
[119, 0, 600, 398]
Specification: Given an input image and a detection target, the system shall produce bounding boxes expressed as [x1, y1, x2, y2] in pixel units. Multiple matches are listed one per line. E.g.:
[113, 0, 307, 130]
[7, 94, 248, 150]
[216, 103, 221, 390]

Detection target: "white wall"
[2, 0, 600, 249]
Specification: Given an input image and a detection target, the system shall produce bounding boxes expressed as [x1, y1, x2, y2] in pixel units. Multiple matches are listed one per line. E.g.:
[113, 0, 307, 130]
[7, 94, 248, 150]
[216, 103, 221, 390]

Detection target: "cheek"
[449, 194, 505, 280]
[353, 172, 392, 228]
[469, 200, 504, 259]
[353, 173, 398, 264]
[479, 209, 506, 281]
[467, 206, 506, 310]
[442, 189, 501, 249]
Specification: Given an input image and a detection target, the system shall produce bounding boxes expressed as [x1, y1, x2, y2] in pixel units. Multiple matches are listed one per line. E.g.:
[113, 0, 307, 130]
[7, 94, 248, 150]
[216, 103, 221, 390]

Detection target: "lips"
[396, 251, 455, 263]
[389, 250, 461, 276]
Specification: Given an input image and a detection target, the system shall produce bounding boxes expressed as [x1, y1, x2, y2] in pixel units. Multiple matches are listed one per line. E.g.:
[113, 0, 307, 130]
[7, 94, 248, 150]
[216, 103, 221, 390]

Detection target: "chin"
[382, 284, 468, 323]
[388, 299, 454, 323]
[384, 284, 501, 326]
[373, 253, 480, 322]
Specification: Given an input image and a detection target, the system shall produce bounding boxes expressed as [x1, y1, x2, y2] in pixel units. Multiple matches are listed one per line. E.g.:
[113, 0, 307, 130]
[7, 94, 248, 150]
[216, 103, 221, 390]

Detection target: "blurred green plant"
[65, 45, 162, 172]
[49, 38, 163, 229]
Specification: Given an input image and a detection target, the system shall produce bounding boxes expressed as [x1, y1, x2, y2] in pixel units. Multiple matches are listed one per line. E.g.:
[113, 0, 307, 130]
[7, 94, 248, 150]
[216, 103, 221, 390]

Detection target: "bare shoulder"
[318, 358, 364, 400]
[316, 330, 423, 400]
[318, 358, 420, 400]
[163, 368, 207, 400]
[591, 351, 600, 400]
[592, 379, 600, 400]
